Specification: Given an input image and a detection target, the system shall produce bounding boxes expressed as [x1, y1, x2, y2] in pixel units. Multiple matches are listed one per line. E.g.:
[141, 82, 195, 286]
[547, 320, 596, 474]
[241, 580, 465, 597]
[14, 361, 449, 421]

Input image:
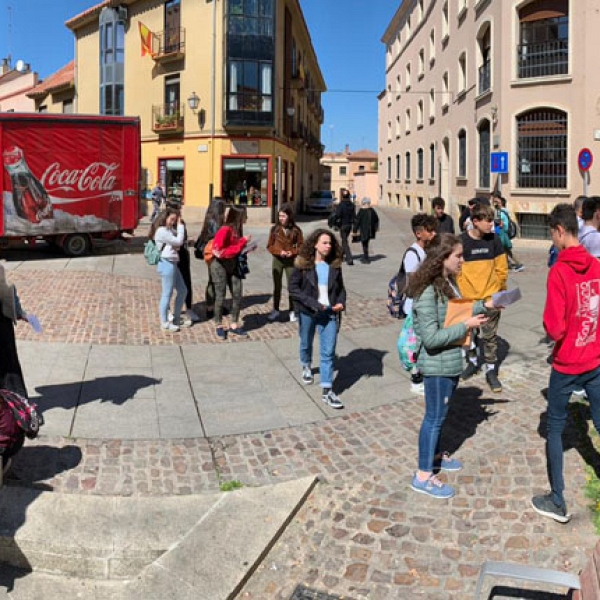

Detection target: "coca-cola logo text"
[41, 162, 118, 192]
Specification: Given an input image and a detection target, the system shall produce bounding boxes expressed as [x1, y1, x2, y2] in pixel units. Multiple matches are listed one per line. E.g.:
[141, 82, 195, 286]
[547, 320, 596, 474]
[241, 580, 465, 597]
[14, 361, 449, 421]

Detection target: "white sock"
[469, 357, 478, 366]
[486, 363, 495, 372]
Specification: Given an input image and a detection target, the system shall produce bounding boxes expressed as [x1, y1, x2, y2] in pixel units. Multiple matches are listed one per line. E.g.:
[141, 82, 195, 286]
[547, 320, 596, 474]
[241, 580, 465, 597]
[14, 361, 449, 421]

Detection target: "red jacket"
[212, 226, 247, 259]
[544, 245, 600, 375]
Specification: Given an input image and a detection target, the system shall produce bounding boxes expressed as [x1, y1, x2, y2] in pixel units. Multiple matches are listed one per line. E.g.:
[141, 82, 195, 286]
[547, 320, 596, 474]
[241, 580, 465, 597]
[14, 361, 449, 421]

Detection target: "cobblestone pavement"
[4, 209, 596, 598]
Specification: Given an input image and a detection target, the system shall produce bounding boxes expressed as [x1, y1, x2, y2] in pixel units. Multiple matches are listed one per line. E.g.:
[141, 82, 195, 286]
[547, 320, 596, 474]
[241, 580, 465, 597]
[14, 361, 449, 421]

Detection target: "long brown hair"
[406, 233, 461, 301]
[224, 205, 247, 236]
[198, 199, 226, 244]
[277, 203, 297, 229]
[148, 207, 180, 240]
[297, 228, 342, 267]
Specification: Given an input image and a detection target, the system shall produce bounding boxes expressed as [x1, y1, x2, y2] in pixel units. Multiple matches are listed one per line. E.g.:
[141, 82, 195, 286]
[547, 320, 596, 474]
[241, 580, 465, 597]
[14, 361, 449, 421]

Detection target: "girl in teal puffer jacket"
[407, 233, 495, 499]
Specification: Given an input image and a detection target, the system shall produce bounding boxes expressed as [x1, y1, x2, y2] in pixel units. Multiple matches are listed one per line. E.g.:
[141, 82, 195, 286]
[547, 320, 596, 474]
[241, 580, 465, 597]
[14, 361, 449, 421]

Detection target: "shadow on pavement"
[34, 375, 161, 411]
[8, 444, 83, 488]
[333, 348, 388, 395]
[0, 445, 83, 591]
[441, 386, 510, 456]
[488, 586, 572, 599]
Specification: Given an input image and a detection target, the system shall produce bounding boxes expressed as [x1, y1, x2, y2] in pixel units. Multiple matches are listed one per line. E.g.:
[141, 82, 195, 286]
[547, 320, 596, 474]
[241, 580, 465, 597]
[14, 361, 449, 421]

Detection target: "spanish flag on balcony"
[139, 22, 154, 57]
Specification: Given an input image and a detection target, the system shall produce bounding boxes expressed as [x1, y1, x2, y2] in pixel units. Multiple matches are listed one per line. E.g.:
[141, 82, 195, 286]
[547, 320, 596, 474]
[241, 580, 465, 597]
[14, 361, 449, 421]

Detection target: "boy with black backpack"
[397, 214, 438, 393]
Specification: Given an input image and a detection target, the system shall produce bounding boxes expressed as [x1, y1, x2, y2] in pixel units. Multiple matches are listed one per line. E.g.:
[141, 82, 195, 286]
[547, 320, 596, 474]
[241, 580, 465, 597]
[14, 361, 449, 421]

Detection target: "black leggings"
[177, 245, 193, 310]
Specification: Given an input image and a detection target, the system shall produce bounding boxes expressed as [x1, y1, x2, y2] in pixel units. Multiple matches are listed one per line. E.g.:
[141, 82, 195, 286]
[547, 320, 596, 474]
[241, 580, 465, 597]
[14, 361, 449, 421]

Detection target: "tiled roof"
[349, 149, 378, 160]
[65, 0, 110, 29]
[27, 61, 74, 99]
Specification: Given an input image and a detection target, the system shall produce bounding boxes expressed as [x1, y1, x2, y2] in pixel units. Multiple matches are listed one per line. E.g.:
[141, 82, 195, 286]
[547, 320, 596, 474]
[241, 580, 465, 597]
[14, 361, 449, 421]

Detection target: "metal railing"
[152, 103, 185, 133]
[518, 213, 551, 240]
[153, 27, 186, 58]
[517, 39, 568, 79]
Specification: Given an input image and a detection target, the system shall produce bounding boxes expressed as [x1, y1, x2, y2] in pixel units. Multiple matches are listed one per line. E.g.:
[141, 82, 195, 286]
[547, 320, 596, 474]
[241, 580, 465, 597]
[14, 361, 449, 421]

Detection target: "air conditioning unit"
[117, 5, 128, 21]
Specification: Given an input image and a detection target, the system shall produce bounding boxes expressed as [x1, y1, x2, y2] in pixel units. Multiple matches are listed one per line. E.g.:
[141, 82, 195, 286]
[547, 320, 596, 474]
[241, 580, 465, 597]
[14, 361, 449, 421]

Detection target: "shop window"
[222, 157, 269, 206]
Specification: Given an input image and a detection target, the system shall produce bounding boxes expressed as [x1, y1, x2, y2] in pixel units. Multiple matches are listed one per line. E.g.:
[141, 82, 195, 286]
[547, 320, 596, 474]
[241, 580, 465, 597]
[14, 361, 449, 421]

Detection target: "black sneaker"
[513, 263, 525, 272]
[322, 389, 344, 409]
[460, 362, 479, 381]
[531, 494, 571, 523]
[486, 369, 502, 393]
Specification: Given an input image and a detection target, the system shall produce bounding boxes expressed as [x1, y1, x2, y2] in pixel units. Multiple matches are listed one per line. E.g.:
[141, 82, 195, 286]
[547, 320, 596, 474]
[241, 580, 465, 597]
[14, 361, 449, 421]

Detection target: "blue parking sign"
[490, 152, 509, 174]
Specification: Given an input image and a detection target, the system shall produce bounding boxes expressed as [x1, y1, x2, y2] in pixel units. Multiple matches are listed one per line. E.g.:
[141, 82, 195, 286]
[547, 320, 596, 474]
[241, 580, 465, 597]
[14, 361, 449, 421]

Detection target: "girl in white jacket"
[148, 207, 190, 332]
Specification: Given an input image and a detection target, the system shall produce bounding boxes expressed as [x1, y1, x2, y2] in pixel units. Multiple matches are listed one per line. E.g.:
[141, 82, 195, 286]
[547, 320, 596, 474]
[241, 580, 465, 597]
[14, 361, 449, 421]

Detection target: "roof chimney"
[0, 58, 9, 75]
[344, 144, 350, 154]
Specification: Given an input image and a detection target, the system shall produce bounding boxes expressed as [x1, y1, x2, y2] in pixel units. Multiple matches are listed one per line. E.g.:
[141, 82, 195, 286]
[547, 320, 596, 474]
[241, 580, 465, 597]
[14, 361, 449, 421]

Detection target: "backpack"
[502, 210, 518, 239]
[144, 239, 161, 266]
[387, 247, 420, 318]
[397, 313, 421, 371]
[194, 236, 209, 260]
[548, 244, 559, 267]
[0, 389, 44, 439]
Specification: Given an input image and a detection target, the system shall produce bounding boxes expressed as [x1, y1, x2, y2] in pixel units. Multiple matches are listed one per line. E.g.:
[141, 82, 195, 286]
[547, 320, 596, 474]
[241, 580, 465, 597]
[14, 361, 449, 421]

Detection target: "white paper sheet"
[492, 288, 522, 308]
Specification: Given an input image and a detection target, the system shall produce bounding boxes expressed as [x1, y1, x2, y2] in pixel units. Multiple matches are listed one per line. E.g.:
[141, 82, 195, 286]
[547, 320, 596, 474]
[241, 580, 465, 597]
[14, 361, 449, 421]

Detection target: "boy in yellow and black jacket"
[457, 201, 508, 392]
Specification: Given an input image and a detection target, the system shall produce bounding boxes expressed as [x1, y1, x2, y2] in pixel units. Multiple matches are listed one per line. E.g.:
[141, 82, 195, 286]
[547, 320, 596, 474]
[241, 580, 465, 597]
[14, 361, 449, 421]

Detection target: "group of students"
[147, 202, 349, 408]
[404, 196, 600, 526]
[400, 196, 512, 501]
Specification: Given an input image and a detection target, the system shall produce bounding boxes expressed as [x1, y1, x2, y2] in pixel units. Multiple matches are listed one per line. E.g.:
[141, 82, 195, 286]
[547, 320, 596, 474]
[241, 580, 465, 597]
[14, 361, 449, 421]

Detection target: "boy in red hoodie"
[532, 203, 600, 523]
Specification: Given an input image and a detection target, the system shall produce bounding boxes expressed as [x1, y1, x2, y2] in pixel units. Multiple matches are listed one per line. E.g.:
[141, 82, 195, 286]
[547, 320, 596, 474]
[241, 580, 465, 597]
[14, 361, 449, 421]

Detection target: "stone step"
[0, 476, 317, 599]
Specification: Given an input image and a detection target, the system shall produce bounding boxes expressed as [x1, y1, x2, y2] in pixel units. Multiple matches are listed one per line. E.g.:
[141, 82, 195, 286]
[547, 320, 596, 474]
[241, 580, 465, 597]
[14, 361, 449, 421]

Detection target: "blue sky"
[0, 0, 397, 153]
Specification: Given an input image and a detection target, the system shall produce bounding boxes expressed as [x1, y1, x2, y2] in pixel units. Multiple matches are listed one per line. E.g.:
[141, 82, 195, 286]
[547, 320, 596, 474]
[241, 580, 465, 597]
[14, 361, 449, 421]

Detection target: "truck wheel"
[63, 234, 91, 257]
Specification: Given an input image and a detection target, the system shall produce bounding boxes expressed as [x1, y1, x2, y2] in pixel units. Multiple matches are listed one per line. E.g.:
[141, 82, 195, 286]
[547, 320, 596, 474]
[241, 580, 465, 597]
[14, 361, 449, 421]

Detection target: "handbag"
[203, 239, 215, 264]
[236, 252, 250, 279]
[397, 313, 421, 371]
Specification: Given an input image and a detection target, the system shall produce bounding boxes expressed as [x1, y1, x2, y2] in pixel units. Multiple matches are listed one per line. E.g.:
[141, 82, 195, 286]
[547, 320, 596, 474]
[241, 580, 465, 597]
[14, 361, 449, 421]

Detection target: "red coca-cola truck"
[0, 113, 141, 256]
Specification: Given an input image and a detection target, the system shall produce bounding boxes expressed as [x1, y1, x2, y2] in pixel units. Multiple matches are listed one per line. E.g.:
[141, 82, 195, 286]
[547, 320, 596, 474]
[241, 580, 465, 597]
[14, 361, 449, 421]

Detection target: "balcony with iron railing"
[517, 39, 568, 79]
[152, 103, 184, 134]
[478, 60, 491, 95]
[152, 27, 186, 62]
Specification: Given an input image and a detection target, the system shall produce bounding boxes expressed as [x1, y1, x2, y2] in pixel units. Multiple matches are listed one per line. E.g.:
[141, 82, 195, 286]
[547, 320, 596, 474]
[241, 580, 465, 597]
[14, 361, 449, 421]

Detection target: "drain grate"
[289, 585, 354, 600]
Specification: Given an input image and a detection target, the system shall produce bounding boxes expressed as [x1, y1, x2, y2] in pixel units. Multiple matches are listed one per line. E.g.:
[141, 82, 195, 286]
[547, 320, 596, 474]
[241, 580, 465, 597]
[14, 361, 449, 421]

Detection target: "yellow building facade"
[66, 0, 326, 221]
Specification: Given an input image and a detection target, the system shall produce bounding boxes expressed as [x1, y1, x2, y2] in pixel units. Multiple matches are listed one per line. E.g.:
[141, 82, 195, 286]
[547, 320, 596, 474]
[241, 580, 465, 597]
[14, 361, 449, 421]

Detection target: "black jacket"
[353, 208, 379, 241]
[289, 256, 346, 315]
[335, 199, 356, 228]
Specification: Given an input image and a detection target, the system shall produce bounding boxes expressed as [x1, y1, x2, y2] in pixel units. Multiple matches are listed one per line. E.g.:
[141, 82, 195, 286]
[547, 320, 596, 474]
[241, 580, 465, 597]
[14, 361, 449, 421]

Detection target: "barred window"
[458, 129, 466, 177]
[478, 120, 490, 189]
[518, 0, 568, 80]
[517, 108, 567, 189]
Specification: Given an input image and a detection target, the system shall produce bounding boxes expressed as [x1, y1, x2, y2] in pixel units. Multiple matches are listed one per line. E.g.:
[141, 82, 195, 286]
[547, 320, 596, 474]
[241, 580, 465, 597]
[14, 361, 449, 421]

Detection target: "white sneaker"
[178, 316, 193, 328]
[162, 322, 180, 333]
[168, 312, 174, 323]
[289, 311, 297, 322]
[411, 382, 425, 395]
[187, 309, 201, 323]
[267, 309, 280, 322]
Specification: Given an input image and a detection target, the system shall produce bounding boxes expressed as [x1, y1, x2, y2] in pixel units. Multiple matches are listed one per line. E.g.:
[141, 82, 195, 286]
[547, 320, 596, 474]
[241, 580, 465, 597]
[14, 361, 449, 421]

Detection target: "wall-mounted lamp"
[286, 106, 296, 118]
[187, 92, 200, 113]
[491, 105, 498, 125]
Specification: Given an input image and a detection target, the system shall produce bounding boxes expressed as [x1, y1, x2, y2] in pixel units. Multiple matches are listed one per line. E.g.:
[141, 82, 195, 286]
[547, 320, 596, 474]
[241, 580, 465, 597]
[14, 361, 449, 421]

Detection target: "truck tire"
[63, 234, 91, 257]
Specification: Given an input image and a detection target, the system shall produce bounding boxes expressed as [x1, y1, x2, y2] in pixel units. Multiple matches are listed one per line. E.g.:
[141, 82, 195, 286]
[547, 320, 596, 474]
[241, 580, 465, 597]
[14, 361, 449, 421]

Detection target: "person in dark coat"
[0, 265, 28, 469]
[335, 189, 356, 265]
[432, 197, 455, 234]
[352, 197, 380, 263]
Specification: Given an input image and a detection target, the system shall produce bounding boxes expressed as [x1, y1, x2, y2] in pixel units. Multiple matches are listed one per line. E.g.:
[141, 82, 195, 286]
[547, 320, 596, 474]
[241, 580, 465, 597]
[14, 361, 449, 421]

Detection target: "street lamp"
[187, 91, 200, 113]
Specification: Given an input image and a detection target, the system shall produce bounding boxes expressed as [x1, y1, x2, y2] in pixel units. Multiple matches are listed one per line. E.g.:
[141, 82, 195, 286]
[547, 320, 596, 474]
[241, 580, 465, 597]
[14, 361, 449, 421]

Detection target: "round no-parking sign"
[578, 148, 593, 171]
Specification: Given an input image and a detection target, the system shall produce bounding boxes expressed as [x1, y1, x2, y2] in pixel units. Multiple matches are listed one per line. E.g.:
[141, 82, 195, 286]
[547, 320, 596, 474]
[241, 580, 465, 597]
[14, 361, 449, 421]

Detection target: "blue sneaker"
[410, 473, 454, 499]
[437, 453, 463, 472]
[216, 327, 227, 340]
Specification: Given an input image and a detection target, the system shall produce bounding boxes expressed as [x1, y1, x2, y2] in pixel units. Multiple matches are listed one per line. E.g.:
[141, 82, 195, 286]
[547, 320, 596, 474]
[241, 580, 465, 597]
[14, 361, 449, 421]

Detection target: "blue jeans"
[157, 259, 187, 325]
[546, 366, 600, 507]
[299, 310, 338, 389]
[418, 376, 459, 472]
